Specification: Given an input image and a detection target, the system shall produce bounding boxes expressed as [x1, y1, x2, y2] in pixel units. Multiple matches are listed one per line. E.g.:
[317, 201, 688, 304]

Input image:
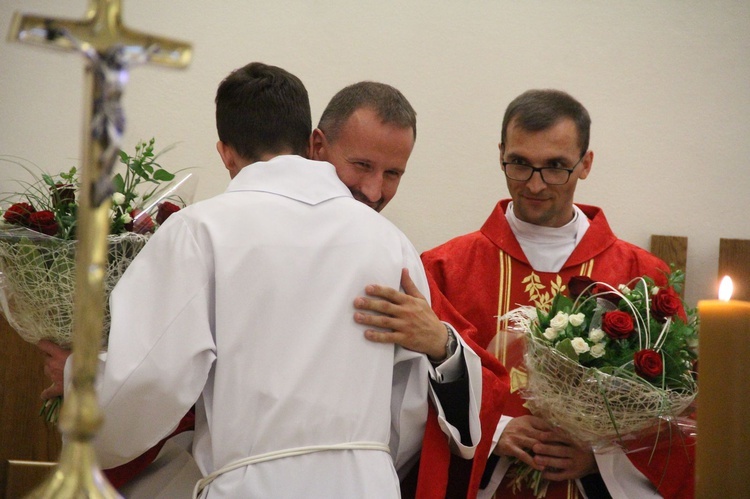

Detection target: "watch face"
[447, 329, 457, 355]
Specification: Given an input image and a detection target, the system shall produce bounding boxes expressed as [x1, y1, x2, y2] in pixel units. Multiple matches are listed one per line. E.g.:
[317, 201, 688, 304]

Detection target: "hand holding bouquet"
[0, 138, 195, 421]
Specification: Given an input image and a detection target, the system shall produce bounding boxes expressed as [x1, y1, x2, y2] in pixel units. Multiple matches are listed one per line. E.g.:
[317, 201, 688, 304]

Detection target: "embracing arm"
[354, 268, 452, 362]
[354, 267, 481, 449]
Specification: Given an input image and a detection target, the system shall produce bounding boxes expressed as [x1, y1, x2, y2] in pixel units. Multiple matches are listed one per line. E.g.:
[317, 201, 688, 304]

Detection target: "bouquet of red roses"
[503, 269, 698, 496]
[0, 139, 195, 421]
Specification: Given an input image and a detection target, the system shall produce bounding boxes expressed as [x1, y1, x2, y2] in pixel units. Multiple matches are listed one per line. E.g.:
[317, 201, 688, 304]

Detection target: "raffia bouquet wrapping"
[0, 139, 194, 421]
[501, 270, 698, 497]
[0, 229, 149, 347]
[522, 330, 696, 446]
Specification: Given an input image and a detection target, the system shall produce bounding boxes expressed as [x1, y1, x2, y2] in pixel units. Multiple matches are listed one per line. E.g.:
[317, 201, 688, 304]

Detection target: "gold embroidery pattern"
[521, 272, 566, 313]
[509, 367, 528, 393]
[496, 250, 513, 364]
[495, 256, 596, 364]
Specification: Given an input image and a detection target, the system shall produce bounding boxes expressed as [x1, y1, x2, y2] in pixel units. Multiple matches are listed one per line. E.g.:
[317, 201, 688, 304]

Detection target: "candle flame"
[719, 275, 733, 301]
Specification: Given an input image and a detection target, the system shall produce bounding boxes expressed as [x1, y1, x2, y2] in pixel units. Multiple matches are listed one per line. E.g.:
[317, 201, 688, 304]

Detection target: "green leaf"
[41, 173, 56, 188]
[112, 173, 125, 194]
[555, 338, 579, 362]
[152, 169, 175, 182]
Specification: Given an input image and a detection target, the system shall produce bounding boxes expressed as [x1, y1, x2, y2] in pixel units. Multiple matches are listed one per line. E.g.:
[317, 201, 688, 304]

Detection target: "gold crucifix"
[7, 1, 191, 497]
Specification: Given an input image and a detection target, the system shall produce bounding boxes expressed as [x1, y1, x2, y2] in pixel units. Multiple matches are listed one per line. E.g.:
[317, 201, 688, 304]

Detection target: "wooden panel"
[650, 235, 688, 295]
[719, 238, 750, 301]
[0, 314, 62, 496]
[650, 235, 688, 273]
[0, 460, 56, 499]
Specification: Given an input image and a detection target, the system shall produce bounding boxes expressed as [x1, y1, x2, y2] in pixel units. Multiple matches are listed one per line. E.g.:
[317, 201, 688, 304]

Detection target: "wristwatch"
[444, 324, 458, 358]
[431, 324, 458, 364]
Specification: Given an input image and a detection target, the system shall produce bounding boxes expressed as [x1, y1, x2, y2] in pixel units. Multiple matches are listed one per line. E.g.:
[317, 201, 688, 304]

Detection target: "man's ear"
[216, 140, 240, 178]
[578, 150, 594, 180]
[309, 129, 327, 161]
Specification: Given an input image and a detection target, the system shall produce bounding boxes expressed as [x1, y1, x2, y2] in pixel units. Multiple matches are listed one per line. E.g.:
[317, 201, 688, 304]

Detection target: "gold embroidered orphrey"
[7, 1, 191, 497]
[496, 257, 595, 394]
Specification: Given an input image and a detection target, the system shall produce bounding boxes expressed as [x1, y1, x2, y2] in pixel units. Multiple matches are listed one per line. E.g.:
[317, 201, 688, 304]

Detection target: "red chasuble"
[411, 283, 510, 499]
[420, 200, 695, 499]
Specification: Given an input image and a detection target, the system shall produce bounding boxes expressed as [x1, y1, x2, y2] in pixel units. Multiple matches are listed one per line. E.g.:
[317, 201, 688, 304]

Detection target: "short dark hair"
[317, 81, 417, 142]
[215, 62, 311, 161]
[501, 89, 591, 156]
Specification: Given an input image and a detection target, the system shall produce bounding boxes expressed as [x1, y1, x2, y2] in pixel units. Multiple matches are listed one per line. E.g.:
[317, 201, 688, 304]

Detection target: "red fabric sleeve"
[103, 407, 196, 489]
[414, 275, 510, 498]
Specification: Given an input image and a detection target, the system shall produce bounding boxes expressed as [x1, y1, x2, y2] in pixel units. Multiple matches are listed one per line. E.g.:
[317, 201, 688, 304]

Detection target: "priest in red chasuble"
[420, 89, 694, 499]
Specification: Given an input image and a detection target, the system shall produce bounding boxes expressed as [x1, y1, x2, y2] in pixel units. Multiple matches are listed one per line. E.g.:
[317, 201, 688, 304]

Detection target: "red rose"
[3, 202, 35, 226]
[127, 209, 155, 234]
[156, 201, 181, 225]
[651, 287, 683, 320]
[568, 275, 595, 298]
[601, 310, 634, 339]
[634, 349, 663, 379]
[28, 210, 59, 236]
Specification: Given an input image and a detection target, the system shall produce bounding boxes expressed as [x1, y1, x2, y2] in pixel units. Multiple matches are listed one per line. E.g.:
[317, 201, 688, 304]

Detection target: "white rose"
[121, 212, 132, 224]
[571, 337, 590, 354]
[112, 192, 126, 205]
[590, 343, 606, 358]
[550, 312, 569, 330]
[543, 327, 559, 341]
[569, 313, 586, 327]
[588, 328, 605, 343]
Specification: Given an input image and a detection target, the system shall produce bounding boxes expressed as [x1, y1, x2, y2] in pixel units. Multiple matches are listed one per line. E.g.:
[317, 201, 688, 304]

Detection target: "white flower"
[543, 327, 560, 341]
[569, 313, 585, 327]
[590, 343, 606, 358]
[550, 312, 569, 330]
[618, 284, 631, 294]
[121, 212, 132, 224]
[651, 286, 660, 296]
[112, 192, 126, 206]
[588, 328, 605, 343]
[571, 337, 590, 354]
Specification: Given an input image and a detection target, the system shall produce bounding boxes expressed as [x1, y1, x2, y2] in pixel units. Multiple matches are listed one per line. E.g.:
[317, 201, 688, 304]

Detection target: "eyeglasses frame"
[501, 153, 586, 185]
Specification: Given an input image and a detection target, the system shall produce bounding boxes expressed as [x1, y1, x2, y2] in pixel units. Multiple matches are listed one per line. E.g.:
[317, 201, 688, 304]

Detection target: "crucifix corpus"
[7, 1, 191, 496]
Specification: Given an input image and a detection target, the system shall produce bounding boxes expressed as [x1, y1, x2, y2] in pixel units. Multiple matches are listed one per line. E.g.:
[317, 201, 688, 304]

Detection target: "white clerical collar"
[505, 202, 590, 272]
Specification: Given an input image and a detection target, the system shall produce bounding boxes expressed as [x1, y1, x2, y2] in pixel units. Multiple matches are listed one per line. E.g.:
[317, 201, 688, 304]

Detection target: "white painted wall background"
[1, 0, 748, 308]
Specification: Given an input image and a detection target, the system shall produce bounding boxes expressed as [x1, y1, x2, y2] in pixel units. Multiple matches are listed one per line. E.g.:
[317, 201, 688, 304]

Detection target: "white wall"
[1, 0, 748, 308]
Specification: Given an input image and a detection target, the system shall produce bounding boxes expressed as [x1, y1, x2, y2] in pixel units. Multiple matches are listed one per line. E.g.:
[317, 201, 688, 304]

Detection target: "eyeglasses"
[502, 155, 585, 185]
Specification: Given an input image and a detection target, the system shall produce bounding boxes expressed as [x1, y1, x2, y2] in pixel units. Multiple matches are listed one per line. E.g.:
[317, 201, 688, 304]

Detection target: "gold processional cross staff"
[7, 0, 191, 496]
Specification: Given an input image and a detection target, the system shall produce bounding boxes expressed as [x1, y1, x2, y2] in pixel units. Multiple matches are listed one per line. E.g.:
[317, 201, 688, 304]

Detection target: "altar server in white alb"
[90, 62, 482, 497]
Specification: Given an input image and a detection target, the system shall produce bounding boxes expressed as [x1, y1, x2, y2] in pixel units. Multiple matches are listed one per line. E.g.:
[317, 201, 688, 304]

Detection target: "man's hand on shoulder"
[354, 268, 448, 359]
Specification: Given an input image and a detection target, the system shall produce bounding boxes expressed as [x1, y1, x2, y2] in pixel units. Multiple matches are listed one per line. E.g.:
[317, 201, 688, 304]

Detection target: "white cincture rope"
[192, 440, 391, 498]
